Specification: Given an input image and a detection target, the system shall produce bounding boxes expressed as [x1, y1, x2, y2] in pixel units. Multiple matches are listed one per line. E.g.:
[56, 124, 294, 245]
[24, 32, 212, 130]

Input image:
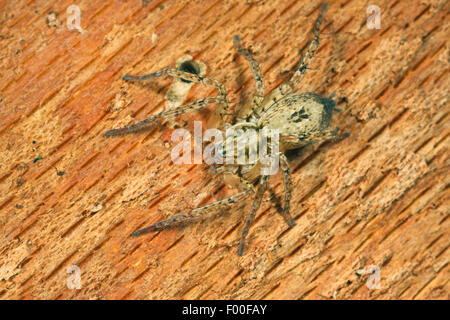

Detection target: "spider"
[105, 3, 348, 256]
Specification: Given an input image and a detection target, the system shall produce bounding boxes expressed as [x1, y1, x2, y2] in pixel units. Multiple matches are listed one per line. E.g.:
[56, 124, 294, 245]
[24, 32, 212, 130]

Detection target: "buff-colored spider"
[105, 3, 348, 255]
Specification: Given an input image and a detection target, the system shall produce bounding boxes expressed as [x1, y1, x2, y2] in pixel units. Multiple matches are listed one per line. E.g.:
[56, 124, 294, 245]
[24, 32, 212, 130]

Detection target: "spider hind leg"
[238, 175, 268, 256]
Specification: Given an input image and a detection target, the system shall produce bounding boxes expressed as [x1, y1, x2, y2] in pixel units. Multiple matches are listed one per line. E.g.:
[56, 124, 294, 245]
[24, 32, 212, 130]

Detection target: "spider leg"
[132, 189, 253, 236]
[280, 3, 328, 93]
[279, 153, 295, 227]
[238, 175, 268, 256]
[233, 35, 265, 117]
[132, 174, 256, 237]
[104, 96, 223, 136]
[280, 127, 349, 146]
[123, 67, 232, 124]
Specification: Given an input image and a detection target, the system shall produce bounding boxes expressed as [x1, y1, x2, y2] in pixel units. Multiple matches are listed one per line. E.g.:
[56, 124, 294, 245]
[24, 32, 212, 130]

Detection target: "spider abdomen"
[261, 92, 336, 140]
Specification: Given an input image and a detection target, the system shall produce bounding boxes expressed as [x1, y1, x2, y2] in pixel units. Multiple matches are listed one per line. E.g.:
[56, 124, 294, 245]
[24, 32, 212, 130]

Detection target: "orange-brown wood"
[0, 0, 448, 299]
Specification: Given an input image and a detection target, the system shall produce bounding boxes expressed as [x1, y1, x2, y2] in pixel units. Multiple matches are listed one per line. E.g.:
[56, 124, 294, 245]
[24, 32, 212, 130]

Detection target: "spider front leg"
[233, 35, 265, 117]
[104, 96, 223, 136]
[123, 67, 232, 124]
[238, 175, 268, 256]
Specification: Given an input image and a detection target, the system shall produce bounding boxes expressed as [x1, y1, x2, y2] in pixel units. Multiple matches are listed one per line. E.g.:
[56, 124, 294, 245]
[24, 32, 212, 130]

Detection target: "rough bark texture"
[0, 0, 448, 300]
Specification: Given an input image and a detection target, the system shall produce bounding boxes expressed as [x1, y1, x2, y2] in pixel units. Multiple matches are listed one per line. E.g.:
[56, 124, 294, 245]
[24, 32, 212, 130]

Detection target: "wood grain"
[0, 0, 448, 300]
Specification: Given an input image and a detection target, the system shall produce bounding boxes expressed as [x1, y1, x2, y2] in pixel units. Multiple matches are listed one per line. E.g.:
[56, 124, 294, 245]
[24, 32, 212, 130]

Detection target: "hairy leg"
[104, 96, 223, 136]
[132, 174, 255, 237]
[238, 175, 268, 256]
[279, 153, 296, 227]
[280, 3, 328, 94]
[280, 127, 349, 147]
[123, 67, 232, 124]
[132, 190, 252, 236]
[233, 35, 265, 117]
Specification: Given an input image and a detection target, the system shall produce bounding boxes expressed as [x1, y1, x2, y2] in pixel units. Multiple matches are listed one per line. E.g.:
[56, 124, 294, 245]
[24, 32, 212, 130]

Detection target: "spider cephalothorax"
[105, 3, 348, 256]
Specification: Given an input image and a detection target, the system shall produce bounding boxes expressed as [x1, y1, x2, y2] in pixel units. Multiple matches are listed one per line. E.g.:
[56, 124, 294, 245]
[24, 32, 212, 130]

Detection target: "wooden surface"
[0, 0, 448, 300]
